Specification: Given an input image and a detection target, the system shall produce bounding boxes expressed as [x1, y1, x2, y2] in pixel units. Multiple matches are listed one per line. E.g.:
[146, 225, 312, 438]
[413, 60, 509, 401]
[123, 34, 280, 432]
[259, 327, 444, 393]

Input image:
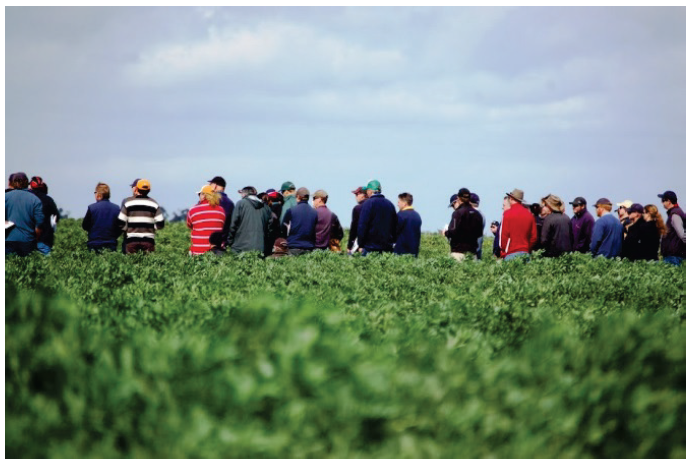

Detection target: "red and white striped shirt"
[186, 202, 226, 255]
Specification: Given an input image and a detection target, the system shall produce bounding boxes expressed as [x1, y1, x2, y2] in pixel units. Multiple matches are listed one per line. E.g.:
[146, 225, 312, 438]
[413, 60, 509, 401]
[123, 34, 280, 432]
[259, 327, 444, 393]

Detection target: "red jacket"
[499, 204, 537, 257]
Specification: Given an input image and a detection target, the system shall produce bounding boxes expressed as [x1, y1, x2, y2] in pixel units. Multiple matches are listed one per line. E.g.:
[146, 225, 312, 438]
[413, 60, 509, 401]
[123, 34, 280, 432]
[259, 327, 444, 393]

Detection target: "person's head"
[265, 190, 280, 206]
[313, 190, 328, 208]
[533, 202, 547, 217]
[94, 182, 110, 201]
[505, 188, 524, 207]
[29, 176, 48, 194]
[135, 179, 151, 197]
[398, 192, 413, 210]
[448, 194, 459, 210]
[627, 203, 644, 223]
[208, 176, 226, 192]
[644, 204, 667, 236]
[469, 193, 480, 208]
[457, 187, 471, 205]
[238, 186, 257, 198]
[616, 200, 632, 219]
[198, 184, 220, 206]
[541, 194, 565, 215]
[594, 198, 613, 217]
[569, 197, 587, 215]
[10, 172, 28, 190]
[490, 220, 499, 234]
[503, 196, 511, 211]
[296, 187, 310, 202]
[130, 178, 141, 195]
[352, 186, 368, 203]
[366, 180, 381, 197]
[281, 181, 296, 197]
[658, 190, 678, 210]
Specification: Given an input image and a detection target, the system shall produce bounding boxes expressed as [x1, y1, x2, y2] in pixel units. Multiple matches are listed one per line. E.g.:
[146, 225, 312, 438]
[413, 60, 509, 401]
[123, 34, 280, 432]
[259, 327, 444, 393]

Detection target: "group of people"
[5, 171, 686, 266]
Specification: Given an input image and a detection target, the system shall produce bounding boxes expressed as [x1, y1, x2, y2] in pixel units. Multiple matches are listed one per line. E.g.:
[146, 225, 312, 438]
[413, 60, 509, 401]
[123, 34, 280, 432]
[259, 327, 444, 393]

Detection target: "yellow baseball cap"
[197, 184, 215, 195]
[136, 179, 151, 191]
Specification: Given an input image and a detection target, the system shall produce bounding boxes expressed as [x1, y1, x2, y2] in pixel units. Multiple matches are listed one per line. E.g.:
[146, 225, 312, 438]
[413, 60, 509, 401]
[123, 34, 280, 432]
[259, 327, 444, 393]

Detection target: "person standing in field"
[6, 173, 17, 193]
[589, 198, 623, 258]
[642, 204, 666, 261]
[118, 179, 165, 254]
[540, 194, 573, 258]
[357, 180, 397, 255]
[207, 176, 234, 247]
[658, 190, 685, 265]
[282, 187, 318, 256]
[490, 220, 501, 258]
[529, 203, 544, 252]
[5, 172, 44, 257]
[621, 203, 659, 261]
[569, 196, 595, 253]
[28, 176, 60, 256]
[394, 192, 422, 257]
[262, 190, 282, 256]
[470, 193, 485, 259]
[499, 188, 537, 261]
[187, 185, 226, 256]
[121, 178, 140, 254]
[82, 182, 122, 252]
[312, 189, 344, 251]
[616, 199, 633, 238]
[347, 186, 368, 254]
[445, 187, 484, 261]
[227, 186, 271, 254]
[279, 181, 297, 223]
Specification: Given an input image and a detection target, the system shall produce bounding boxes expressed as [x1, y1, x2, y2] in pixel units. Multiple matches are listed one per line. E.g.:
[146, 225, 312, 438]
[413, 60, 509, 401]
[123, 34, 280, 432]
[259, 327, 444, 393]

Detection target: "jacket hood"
[246, 195, 265, 209]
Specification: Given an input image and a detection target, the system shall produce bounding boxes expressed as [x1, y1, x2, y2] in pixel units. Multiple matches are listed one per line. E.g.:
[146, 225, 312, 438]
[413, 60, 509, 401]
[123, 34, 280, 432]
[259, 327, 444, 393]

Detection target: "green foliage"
[5, 219, 686, 458]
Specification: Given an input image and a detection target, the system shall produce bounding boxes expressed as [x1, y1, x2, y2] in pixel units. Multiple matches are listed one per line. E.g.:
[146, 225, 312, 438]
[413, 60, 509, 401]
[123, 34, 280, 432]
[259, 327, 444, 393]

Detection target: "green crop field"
[5, 219, 686, 458]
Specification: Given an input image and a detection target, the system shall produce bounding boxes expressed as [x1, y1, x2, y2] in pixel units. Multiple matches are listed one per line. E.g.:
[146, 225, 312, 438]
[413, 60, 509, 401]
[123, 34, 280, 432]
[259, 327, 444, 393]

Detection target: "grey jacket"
[227, 195, 271, 253]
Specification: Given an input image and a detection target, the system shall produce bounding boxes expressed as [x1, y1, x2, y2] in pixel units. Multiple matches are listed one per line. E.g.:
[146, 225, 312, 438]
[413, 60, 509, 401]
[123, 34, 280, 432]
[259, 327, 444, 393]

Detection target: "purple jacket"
[315, 206, 343, 249]
[571, 209, 595, 253]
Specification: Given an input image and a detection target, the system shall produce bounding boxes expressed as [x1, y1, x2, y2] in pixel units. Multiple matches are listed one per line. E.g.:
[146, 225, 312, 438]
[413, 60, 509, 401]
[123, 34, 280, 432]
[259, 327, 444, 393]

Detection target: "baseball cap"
[30, 176, 44, 189]
[657, 190, 678, 203]
[352, 186, 366, 195]
[367, 180, 381, 192]
[616, 199, 633, 210]
[281, 181, 296, 192]
[296, 187, 310, 197]
[313, 189, 328, 199]
[238, 186, 257, 195]
[458, 187, 471, 199]
[569, 197, 587, 206]
[594, 198, 612, 207]
[491, 220, 500, 227]
[448, 194, 458, 207]
[470, 192, 480, 205]
[136, 179, 151, 191]
[129, 178, 141, 188]
[208, 176, 226, 188]
[197, 184, 215, 195]
[628, 203, 644, 214]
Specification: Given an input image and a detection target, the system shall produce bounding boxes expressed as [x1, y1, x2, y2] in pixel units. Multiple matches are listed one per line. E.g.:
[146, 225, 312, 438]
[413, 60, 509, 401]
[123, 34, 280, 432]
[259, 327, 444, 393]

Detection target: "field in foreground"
[5, 219, 686, 458]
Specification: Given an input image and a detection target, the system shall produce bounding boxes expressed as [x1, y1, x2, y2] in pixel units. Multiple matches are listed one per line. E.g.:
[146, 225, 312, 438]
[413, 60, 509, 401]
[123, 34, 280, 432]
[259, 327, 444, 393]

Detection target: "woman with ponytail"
[186, 185, 226, 255]
[639, 204, 666, 261]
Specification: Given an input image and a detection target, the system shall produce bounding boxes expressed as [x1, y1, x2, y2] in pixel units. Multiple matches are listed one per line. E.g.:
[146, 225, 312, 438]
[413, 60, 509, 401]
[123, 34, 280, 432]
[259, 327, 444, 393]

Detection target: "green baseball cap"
[280, 181, 296, 192]
[366, 179, 381, 191]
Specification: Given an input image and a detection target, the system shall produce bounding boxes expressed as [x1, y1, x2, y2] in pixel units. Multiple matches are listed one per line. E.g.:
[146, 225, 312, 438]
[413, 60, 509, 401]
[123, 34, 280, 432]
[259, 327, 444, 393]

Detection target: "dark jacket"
[218, 192, 235, 242]
[446, 202, 483, 254]
[541, 212, 573, 257]
[265, 210, 281, 256]
[661, 205, 686, 258]
[31, 191, 59, 247]
[394, 207, 422, 256]
[227, 195, 270, 253]
[315, 206, 344, 249]
[347, 199, 367, 250]
[571, 209, 595, 253]
[83, 199, 122, 247]
[492, 224, 501, 258]
[357, 194, 397, 252]
[282, 201, 318, 250]
[622, 219, 659, 261]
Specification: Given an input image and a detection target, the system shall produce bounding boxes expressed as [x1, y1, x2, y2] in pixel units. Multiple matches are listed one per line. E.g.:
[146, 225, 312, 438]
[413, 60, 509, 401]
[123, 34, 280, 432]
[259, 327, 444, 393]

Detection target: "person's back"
[187, 187, 226, 255]
[658, 191, 685, 263]
[227, 188, 270, 253]
[541, 211, 573, 257]
[638, 219, 661, 261]
[29, 178, 59, 254]
[5, 174, 44, 256]
[500, 191, 537, 258]
[118, 180, 165, 254]
[357, 181, 397, 253]
[590, 199, 623, 258]
[283, 191, 318, 252]
[394, 195, 422, 257]
[83, 183, 121, 251]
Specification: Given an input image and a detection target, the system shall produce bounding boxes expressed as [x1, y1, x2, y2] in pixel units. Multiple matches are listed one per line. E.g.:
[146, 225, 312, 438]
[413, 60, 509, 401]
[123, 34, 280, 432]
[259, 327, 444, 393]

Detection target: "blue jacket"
[282, 201, 318, 250]
[394, 207, 422, 256]
[83, 199, 122, 246]
[590, 212, 623, 258]
[6, 188, 44, 243]
[357, 193, 397, 251]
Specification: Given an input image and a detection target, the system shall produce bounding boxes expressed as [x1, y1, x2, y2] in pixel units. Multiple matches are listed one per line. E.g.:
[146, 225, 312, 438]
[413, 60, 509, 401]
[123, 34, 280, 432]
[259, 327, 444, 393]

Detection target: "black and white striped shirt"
[118, 195, 165, 242]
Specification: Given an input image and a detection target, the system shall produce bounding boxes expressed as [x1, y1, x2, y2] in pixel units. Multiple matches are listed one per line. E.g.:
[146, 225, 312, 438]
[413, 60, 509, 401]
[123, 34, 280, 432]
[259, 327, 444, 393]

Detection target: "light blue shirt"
[6, 188, 44, 242]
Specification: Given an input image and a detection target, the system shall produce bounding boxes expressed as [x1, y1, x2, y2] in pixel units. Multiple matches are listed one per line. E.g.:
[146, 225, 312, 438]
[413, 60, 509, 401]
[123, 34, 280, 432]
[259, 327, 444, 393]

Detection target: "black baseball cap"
[457, 187, 471, 199]
[658, 191, 678, 204]
[129, 178, 141, 187]
[448, 194, 458, 207]
[569, 197, 587, 206]
[208, 176, 226, 188]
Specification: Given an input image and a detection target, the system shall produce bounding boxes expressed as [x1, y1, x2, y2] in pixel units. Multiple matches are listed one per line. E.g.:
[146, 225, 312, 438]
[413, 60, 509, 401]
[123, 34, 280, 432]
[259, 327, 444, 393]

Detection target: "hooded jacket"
[227, 195, 270, 253]
[541, 211, 573, 257]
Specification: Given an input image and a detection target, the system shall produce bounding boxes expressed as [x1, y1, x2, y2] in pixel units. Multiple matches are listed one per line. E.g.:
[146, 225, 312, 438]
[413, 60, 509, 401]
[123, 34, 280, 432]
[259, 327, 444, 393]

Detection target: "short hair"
[11, 176, 29, 190]
[95, 183, 110, 200]
[297, 193, 309, 202]
[398, 192, 413, 206]
[598, 203, 612, 212]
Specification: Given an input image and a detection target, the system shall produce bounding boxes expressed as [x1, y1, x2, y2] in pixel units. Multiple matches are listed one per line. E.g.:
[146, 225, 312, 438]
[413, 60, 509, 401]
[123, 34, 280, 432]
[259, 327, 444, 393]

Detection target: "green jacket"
[280, 194, 297, 223]
[227, 195, 271, 253]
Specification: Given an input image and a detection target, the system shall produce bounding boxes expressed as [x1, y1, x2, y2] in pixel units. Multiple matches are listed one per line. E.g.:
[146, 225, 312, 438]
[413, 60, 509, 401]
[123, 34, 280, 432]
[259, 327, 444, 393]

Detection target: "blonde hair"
[95, 182, 110, 200]
[598, 203, 612, 212]
[203, 191, 221, 207]
[644, 204, 666, 237]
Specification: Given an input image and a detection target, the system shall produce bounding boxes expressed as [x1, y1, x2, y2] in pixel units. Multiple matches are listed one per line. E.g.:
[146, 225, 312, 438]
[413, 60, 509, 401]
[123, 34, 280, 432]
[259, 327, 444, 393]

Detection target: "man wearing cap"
[227, 186, 270, 254]
[446, 188, 484, 261]
[470, 193, 486, 259]
[29, 176, 60, 256]
[616, 199, 633, 238]
[282, 187, 318, 255]
[187, 185, 226, 255]
[120, 178, 140, 253]
[83, 182, 122, 252]
[208, 176, 234, 246]
[347, 186, 368, 254]
[658, 190, 686, 265]
[569, 197, 595, 253]
[313, 190, 344, 251]
[442, 194, 459, 242]
[589, 198, 623, 258]
[621, 203, 658, 261]
[279, 181, 297, 223]
[394, 192, 422, 257]
[118, 179, 166, 254]
[499, 189, 537, 261]
[540, 194, 573, 258]
[357, 180, 397, 255]
[5, 172, 44, 256]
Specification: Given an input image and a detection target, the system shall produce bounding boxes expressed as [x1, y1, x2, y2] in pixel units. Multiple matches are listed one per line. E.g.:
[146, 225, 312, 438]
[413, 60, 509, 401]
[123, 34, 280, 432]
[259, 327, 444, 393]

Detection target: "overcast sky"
[5, 6, 686, 231]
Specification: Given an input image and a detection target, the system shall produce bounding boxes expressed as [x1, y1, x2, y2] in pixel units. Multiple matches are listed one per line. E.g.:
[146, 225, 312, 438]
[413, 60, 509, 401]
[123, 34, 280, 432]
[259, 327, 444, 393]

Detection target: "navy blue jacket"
[590, 212, 623, 258]
[219, 192, 235, 241]
[394, 208, 422, 256]
[282, 201, 318, 250]
[83, 199, 122, 246]
[357, 194, 397, 252]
